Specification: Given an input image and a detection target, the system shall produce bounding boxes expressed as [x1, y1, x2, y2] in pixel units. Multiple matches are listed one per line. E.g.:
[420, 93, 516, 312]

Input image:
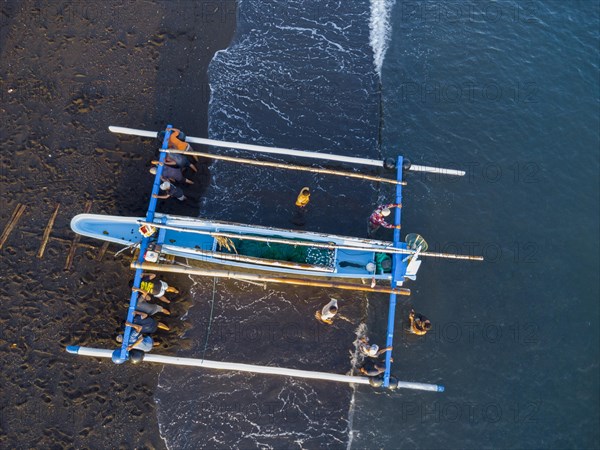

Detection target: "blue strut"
[383, 156, 403, 387]
[118, 125, 173, 361]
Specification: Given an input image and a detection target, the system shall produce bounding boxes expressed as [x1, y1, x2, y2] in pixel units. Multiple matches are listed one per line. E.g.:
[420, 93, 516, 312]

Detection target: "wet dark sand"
[0, 1, 235, 447]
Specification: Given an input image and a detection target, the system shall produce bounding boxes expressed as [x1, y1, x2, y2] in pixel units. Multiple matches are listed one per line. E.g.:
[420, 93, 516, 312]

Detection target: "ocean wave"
[369, 0, 396, 76]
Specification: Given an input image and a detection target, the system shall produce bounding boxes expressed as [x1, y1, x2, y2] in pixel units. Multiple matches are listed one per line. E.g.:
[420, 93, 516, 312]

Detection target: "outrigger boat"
[66, 125, 483, 392]
[72, 214, 421, 285]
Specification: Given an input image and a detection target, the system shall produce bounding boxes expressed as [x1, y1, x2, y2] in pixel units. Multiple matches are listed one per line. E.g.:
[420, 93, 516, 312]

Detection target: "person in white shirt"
[315, 298, 338, 324]
[358, 337, 392, 357]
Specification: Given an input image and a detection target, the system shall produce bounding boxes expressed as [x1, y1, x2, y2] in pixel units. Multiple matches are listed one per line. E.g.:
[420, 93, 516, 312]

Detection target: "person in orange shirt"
[167, 127, 191, 151]
[168, 127, 198, 162]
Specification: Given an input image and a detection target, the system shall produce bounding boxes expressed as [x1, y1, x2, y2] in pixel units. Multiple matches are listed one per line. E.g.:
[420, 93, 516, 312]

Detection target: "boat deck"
[71, 213, 404, 279]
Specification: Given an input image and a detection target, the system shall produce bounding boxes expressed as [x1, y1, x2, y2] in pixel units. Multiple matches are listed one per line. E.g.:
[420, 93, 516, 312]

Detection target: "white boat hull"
[71, 214, 407, 281]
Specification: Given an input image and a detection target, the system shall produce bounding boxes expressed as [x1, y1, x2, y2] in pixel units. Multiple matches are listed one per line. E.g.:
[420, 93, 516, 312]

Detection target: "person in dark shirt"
[163, 152, 198, 173]
[409, 309, 431, 335]
[149, 164, 194, 185]
[128, 311, 169, 333]
[153, 181, 186, 201]
[359, 362, 386, 377]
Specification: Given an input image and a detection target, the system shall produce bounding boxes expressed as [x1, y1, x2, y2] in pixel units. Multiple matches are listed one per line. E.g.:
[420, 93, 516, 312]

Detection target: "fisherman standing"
[162, 153, 198, 173]
[358, 337, 393, 357]
[291, 186, 310, 226]
[367, 203, 402, 237]
[130, 273, 179, 304]
[153, 181, 187, 202]
[135, 296, 170, 316]
[150, 162, 194, 185]
[128, 311, 169, 332]
[409, 309, 431, 335]
[167, 127, 192, 152]
[116, 329, 157, 352]
[359, 362, 386, 377]
[167, 127, 198, 162]
[315, 298, 338, 324]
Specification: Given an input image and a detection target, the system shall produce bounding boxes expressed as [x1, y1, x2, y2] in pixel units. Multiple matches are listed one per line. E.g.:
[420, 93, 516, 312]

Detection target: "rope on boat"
[114, 240, 140, 258]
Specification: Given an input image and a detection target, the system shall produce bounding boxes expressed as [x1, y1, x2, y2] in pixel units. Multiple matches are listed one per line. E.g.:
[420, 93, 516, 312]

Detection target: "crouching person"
[116, 329, 158, 352]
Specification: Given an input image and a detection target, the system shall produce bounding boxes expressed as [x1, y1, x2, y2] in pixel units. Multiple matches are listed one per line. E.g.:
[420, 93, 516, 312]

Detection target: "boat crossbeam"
[65, 346, 444, 392]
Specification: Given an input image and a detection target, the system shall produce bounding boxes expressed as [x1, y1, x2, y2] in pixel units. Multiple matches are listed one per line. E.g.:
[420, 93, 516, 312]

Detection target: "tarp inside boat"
[221, 237, 335, 268]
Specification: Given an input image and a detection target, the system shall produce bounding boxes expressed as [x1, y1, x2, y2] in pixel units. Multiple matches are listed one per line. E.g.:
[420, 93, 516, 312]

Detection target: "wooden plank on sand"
[0, 203, 27, 250]
[37, 204, 60, 258]
[96, 241, 110, 261]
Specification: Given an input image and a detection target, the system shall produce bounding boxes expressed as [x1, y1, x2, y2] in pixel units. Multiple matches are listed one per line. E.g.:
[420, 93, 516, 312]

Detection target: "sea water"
[156, 1, 599, 448]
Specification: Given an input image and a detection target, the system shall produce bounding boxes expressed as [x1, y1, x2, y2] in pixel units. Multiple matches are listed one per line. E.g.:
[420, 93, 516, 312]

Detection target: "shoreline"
[0, 1, 236, 447]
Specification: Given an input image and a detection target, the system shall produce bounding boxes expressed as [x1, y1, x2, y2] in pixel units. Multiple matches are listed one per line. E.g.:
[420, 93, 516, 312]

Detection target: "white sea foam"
[369, 0, 396, 76]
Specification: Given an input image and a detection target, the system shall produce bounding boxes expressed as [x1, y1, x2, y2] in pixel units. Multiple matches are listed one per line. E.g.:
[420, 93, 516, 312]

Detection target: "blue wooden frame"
[115, 142, 407, 377]
[118, 125, 173, 360]
[383, 156, 404, 387]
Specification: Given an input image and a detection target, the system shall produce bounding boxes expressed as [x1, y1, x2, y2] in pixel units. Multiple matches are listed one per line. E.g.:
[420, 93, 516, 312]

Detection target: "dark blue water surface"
[156, 1, 599, 448]
[352, 1, 599, 449]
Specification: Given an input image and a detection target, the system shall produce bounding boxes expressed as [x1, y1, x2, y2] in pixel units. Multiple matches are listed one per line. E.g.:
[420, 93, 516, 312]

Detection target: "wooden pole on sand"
[37, 204, 60, 258]
[64, 200, 92, 269]
[0, 203, 27, 250]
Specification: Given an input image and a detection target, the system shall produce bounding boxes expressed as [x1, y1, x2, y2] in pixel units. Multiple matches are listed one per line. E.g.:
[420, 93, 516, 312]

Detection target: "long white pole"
[409, 164, 465, 177]
[66, 346, 444, 392]
[109, 126, 383, 167]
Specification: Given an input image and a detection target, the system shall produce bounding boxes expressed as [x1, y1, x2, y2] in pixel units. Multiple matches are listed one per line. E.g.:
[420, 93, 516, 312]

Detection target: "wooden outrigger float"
[66, 125, 482, 392]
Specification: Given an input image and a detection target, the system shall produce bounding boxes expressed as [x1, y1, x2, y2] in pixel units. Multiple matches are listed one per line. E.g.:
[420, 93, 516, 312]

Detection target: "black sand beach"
[0, 1, 235, 447]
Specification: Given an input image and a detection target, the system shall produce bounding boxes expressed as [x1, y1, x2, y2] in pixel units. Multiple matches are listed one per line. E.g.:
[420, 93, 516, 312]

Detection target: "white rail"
[109, 126, 383, 167]
[66, 346, 444, 392]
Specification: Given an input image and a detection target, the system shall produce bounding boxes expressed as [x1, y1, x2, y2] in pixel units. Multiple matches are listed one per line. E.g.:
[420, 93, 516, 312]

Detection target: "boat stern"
[70, 213, 145, 246]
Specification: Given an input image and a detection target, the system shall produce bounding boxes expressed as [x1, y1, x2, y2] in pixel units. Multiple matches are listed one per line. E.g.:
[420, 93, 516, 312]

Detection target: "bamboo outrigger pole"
[131, 261, 411, 296]
[162, 149, 406, 186]
[66, 346, 444, 392]
[137, 220, 484, 261]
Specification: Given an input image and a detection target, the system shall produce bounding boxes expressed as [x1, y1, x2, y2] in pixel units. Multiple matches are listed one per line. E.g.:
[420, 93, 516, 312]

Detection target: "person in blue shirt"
[116, 329, 156, 352]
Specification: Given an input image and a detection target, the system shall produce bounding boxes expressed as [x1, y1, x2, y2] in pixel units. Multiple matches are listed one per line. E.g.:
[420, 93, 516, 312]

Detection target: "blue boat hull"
[71, 213, 410, 281]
